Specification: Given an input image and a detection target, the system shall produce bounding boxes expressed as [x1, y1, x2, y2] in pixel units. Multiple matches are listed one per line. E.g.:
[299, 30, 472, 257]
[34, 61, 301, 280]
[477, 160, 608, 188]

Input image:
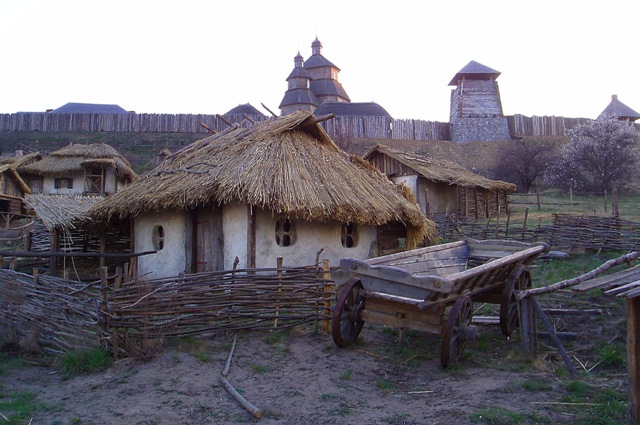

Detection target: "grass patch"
[59, 347, 112, 379]
[469, 406, 544, 424]
[193, 352, 212, 363]
[0, 390, 57, 424]
[595, 342, 625, 368]
[339, 368, 353, 381]
[250, 363, 270, 374]
[0, 353, 28, 375]
[558, 381, 627, 424]
[520, 379, 552, 391]
[375, 378, 395, 390]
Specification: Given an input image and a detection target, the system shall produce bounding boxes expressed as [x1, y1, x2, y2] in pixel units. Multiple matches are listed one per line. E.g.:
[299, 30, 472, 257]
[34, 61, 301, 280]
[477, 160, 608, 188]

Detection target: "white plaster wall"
[254, 209, 377, 269]
[135, 210, 188, 279]
[221, 203, 248, 270]
[104, 168, 117, 194]
[44, 172, 84, 195]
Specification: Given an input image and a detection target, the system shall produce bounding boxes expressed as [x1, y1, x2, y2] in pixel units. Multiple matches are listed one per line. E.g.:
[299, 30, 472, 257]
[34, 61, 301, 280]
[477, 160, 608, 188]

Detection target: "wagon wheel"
[500, 269, 532, 338]
[441, 295, 476, 368]
[332, 278, 366, 347]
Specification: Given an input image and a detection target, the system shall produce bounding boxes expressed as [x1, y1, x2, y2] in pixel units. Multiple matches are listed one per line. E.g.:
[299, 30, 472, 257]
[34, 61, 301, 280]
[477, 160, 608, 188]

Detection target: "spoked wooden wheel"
[441, 295, 476, 368]
[332, 278, 366, 347]
[500, 270, 532, 338]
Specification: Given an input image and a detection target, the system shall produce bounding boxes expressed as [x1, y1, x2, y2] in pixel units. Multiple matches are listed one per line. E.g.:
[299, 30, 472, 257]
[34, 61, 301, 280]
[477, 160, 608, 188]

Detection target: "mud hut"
[20, 143, 136, 195]
[363, 144, 516, 220]
[90, 111, 434, 279]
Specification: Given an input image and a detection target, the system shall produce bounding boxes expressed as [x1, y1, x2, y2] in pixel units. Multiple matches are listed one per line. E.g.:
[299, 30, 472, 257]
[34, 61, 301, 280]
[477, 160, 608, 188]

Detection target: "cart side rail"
[339, 258, 455, 301]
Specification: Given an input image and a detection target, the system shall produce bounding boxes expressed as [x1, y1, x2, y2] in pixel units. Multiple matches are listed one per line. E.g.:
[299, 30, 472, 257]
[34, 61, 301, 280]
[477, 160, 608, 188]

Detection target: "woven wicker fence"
[0, 261, 335, 357]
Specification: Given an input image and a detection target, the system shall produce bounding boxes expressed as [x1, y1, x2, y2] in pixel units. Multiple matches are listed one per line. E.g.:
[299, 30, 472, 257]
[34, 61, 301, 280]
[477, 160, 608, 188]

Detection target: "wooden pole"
[612, 181, 619, 218]
[627, 297, 640, 425]
[604, 189, 608, 213]
[535, 182, 541, 211]
[274, 257, 283, 329]
[322, 259, 332, 334]
[521, 208, 529, 240]
[519, 296, 537, 358]
[531, 297, 578, 377]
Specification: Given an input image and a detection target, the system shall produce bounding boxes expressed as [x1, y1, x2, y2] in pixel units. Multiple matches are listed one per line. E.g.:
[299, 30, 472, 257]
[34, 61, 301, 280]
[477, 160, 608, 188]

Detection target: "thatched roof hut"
[21, 143, 136, 181]
[364, 144, 516, 220]
[91, 111, 434, 245]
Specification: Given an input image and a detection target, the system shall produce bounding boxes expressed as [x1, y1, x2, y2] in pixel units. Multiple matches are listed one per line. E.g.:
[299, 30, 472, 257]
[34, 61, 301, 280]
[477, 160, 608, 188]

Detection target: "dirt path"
[4, 319, 623, 425]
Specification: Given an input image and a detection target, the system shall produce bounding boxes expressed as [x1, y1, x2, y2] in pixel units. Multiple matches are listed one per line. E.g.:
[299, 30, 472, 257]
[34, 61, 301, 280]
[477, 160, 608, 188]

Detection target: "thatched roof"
[24, 194, 101, 231]
[90, 111, 435, 242]
[364, 144, 516, 192]
[0, 152, 43, 169]
[20, 143, 137, 181]
[599, 95, 640, 121]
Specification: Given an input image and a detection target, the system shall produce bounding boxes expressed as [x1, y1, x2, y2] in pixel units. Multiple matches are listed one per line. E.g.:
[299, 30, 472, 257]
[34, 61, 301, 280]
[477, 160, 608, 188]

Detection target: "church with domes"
[279, 38, 391, 119]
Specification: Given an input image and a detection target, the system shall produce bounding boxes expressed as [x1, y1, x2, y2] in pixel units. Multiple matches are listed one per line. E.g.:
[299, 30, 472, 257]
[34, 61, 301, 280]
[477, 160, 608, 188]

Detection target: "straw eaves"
[364, 144, 516, 192]
[90, 111, 435, 242]
[20, 143, 137, 180]
[24, 194, 101, 232]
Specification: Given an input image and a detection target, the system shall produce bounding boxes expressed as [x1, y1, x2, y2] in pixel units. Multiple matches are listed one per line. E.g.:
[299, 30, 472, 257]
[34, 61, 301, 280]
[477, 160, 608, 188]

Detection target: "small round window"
[152, 225, 165, 251]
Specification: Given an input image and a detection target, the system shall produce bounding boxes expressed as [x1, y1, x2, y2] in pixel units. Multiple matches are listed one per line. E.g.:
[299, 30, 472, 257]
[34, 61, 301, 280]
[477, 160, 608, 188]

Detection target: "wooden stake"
[627, 297, 640, 425]
[531, 297, 578, 377]
[322, 259, 332, 334]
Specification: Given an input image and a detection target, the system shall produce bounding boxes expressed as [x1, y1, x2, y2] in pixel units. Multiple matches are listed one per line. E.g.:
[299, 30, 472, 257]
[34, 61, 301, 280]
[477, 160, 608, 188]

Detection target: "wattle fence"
[0, 261, 335, 357]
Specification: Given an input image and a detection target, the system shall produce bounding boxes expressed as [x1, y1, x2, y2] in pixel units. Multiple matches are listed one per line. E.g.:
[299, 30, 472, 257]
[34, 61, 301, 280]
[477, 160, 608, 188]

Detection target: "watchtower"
[449, 60, 511, 142]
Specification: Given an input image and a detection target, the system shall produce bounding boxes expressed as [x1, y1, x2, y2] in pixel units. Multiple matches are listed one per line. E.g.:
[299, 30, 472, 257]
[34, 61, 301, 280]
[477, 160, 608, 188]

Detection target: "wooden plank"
[360, 309, 442, 334]
[628, 297, 640, 425]
[339, 258, 454, 295]
[574, 266, 640, 293]
[366, 240, 468, 265]
[365, 296, 444, 327]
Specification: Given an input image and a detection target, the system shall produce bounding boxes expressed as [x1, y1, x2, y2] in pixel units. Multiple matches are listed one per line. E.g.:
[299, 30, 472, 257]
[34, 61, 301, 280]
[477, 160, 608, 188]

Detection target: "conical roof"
[449, 60, 501, 86]
[598, 95, 640, 121]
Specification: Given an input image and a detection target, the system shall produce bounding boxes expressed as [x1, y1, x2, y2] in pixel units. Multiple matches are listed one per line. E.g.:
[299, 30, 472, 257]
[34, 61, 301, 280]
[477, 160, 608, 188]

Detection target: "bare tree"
[491, 138, 558, 192]
[551, 115, 640, 192]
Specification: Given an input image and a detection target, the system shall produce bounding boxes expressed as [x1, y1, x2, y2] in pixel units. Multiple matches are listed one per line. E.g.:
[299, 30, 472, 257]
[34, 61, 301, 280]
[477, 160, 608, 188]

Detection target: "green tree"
[552, 115, 640, 191]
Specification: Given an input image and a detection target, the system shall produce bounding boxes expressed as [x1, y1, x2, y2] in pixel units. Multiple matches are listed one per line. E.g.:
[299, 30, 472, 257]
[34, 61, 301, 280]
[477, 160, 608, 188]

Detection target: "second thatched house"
[363, 144, 516, 220]
[20, 143, 137, 195]
[90, 111, 434, 279]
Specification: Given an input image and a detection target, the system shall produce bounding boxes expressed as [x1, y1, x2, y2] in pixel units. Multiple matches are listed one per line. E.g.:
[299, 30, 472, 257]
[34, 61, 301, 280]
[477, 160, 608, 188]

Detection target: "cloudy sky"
[1, 0, 638, 122]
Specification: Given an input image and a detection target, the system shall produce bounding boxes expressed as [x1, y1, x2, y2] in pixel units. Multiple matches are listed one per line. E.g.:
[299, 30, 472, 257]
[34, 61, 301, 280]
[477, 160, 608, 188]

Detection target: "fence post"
[99, 266, 109, 350]
[274, 257, 283, 329]
[322, 259, 332, 334]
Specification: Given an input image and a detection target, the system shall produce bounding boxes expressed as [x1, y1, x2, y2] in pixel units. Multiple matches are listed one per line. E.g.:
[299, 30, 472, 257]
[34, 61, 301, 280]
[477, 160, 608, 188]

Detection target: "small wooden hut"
[363, 144, 516, 220]
[0, 164, 32, 218]
[20, 143, 136, 195]
[90, 111, 435, 279]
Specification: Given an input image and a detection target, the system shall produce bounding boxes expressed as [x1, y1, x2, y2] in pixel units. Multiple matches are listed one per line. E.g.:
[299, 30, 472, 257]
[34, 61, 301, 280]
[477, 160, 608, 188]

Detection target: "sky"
[1, 0, 639, 122]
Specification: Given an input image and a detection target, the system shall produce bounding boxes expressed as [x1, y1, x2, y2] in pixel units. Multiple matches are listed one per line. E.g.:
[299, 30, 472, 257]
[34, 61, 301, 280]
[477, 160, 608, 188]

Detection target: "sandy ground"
[3, 315, 626, 425]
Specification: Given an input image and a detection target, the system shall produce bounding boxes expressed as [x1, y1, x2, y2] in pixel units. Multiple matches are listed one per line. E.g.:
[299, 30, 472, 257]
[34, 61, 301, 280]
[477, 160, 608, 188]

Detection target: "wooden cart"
[331, 239, 549, 368]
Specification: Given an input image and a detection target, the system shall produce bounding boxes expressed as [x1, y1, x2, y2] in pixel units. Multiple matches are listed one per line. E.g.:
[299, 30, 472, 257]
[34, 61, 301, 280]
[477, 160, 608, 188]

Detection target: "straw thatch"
[20, 143, 137, 181]
[0, 152, 43, 169]
[24, 194, 101, 232]
[90, 111, 435, 242]
[364, 144, 516, 192]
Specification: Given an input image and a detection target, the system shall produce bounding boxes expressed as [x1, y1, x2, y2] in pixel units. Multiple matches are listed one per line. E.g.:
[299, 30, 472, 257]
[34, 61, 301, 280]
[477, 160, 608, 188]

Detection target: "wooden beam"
[628, 297, 640, 425]
[247, 206, 256, 268]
